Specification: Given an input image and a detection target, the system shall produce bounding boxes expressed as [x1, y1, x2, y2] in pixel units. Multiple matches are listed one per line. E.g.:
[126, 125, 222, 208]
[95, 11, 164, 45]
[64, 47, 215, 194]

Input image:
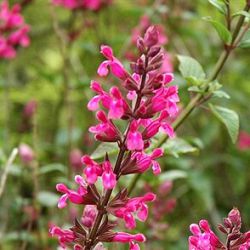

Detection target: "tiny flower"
[81, 205, 97, 228]
[49, 225, 75, 249]
[89, 111, 120, 142]
[127, 121, 144, 151]
[98, 45, 128, 80]
[113, 193, 156, 229]
[56, 175, 88, 208]
[112, 232, 146, 243]
[102, 160, 117, 189]
[81, 155, 103, 184]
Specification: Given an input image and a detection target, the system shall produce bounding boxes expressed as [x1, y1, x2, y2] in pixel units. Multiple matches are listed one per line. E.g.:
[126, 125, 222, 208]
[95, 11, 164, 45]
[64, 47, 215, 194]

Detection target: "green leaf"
[213, 90, 230, 99]
[239, 30, 250, 48]
[209, 104, 239, 143]
[91, 142, 118, 160]
[204, 17, 232, 43]
[162, 137, 199, 158]
[39, 163, 66, 175]
[233, 11, 250, 19]
[159, 170, 187, 181]
[37, 191, 59, 207]
[177, 55, 206, 80]
[188, 86, 204, 93]
[208, 0, 226, 14]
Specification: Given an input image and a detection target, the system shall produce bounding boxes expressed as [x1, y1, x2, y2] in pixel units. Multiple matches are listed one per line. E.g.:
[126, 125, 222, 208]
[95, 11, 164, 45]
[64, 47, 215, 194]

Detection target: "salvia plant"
[0, 0, 250, 249]
[50, 25, 180, 250]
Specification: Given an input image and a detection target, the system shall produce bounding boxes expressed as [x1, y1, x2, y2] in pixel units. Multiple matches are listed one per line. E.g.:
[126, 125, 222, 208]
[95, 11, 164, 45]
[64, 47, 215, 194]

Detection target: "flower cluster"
[126, 14, 173, 74]
[52, 0, 112, 11]
[50, 25, 179, 250]
[0, 0, 30, 59]
[189, 208, 250, 250]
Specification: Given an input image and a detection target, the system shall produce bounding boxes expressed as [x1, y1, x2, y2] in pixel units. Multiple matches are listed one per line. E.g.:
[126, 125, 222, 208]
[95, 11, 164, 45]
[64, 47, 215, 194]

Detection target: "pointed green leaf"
[208, 0, 227, 14]
[209, 104, 239, 143]
[239, 30, 250, 48]
[91, 142, 118, 160]
[160, 170, 187, 181]
[162, 137, 199, 158]
[204, 17, 232, 44]
[177, 55, 206, 80]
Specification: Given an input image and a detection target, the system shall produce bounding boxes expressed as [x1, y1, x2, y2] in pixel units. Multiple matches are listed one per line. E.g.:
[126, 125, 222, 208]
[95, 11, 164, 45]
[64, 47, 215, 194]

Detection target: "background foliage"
[0, 0, 250, 249]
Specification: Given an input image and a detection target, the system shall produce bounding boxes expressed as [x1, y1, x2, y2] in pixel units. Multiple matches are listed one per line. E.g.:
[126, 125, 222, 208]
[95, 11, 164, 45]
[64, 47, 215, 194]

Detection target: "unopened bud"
[144, 26, 159, 47]
[148, 46, 161, 57]
[228, 208, 241, 227]
[137, 37, 146, 53]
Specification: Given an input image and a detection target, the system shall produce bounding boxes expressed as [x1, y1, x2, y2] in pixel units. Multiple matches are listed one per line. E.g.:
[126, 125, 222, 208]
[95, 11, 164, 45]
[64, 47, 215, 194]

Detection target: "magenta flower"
[112, 232, 145, 243]
[98, 45, 128, 79]
[81, 155, 103, 184]
[113, 192, 156, 229]
[88, 81, 130, 119]
[126, 121, 144, 151]
[0, 1, 30, 59]
[189, 208, 250, 250]
[89, 110, 121, 142]
[101, 160, 117, 189]
[50, 225, 76, 249]
[56, 175, 88, 208]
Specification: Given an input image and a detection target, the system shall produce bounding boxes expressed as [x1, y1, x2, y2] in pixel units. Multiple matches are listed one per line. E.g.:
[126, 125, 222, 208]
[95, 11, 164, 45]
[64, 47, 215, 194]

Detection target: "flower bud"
[144, 26, 159, 47]
[81, 205, 97, 228]
[228, 208, 241, 227]
[19, 143, 35, 164]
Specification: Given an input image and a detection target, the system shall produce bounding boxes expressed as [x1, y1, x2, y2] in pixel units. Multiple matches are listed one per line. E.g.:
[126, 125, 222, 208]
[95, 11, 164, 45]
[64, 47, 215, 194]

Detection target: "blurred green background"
[0, 0, 250, 249]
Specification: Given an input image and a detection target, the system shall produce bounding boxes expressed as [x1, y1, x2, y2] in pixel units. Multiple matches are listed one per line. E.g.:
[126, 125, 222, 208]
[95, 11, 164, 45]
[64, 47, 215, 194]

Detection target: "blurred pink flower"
[69, 148, 83, 169]
[0, 1, 30, 59]
[23, 100, 37, 118]
[19, 143, 35, 164]
[238, 131, 250, 150]
[52, 0, 111, 11]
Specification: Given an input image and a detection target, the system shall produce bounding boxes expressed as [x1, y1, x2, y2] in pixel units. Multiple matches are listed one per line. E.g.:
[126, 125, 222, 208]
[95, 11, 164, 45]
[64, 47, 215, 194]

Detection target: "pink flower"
[19, 143, 35, 164]
[52, 0, 111, 11]
[131, 148, 163, 175]
[88, 81, 129, 119]
[98, 45, 128, 80]
[238, 131, 250, 150]
[70, 149, 83, 169]
[81, 155, 103, 184]
[127, 121, 144, 151]
[113, 193, 156, 229]
[81, 205, 97, 228]
[56, 175, 88, 208]
[49, 225, 75, 249]
[101, 160, 117, 189]
[23, 100, 37, 118]
[0, 1, 30, 59]
[112, 232, 146, 243]
[89, 110, 120, 142]
[189, 220, 223, 250]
